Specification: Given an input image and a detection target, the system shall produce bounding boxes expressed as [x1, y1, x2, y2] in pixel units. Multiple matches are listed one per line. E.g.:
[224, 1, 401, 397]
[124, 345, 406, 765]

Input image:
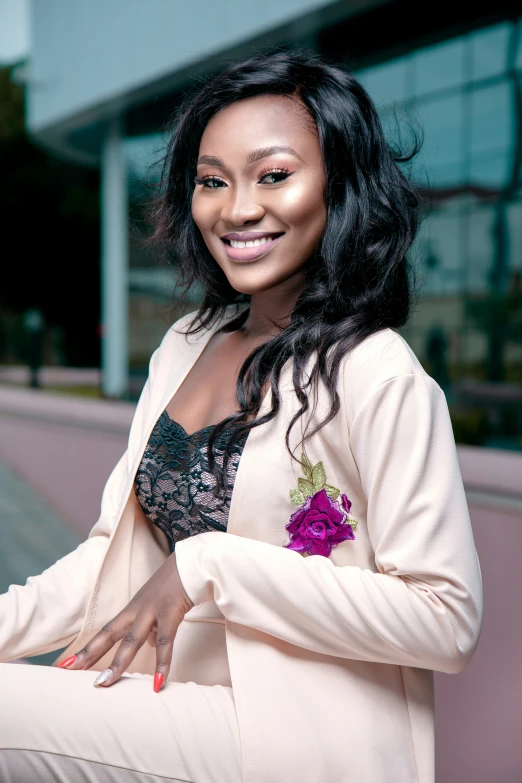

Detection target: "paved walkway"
[0, 459, 80, 665]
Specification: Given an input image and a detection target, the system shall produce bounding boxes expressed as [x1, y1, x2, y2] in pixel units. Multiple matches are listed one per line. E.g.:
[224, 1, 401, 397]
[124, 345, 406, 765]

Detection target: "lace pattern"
[134, 411, 247, 551]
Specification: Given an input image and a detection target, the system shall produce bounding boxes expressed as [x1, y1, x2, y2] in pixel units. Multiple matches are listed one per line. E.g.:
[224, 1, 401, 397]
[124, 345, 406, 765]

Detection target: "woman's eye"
[194, 169, 292, 188]
[259, 170, 291, 184]
[195, 177, 226, 189]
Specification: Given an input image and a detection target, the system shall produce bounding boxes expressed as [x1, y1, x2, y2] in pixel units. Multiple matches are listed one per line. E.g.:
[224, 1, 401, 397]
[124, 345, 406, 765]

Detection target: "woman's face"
[191, 94, 327, 296]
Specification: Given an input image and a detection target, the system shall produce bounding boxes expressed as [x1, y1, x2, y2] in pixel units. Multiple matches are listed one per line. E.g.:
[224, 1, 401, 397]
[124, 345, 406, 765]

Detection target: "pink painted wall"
[435, 503, 522, 782]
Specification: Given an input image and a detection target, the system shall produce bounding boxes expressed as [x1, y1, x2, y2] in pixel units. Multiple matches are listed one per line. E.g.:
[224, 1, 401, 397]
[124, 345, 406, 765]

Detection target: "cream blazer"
[0, 305, 483, 783]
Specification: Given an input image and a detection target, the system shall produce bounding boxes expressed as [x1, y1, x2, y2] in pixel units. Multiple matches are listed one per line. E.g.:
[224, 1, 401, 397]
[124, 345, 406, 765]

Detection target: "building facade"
[27, 0, 522, 451]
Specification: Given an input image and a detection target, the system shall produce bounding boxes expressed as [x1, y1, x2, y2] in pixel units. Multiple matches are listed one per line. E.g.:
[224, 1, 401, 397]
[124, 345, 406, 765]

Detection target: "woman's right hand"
[59, 552, 194, 692]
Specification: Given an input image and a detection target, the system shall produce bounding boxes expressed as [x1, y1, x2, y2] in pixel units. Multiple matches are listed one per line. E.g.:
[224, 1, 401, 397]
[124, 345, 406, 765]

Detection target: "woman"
[0, 51, 482, 783]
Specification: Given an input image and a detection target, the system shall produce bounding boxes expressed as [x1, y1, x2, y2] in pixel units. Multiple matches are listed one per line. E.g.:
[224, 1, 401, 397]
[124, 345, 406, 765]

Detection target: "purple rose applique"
[285, 488, 355, 557]
[285, 453, 358, 558]
[341, 493, 352, 514]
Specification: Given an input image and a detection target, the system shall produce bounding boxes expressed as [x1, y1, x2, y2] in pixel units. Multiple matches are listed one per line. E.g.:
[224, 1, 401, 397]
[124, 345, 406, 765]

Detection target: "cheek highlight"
[272, 177, 326, 227]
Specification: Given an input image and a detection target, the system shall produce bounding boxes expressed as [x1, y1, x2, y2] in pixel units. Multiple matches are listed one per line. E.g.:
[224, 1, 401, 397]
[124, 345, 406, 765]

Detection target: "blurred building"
[26, 0, 522, 450]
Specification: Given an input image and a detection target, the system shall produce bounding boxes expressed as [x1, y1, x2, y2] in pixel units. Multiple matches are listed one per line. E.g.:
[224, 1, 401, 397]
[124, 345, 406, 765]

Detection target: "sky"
[0, 0, 29, 65]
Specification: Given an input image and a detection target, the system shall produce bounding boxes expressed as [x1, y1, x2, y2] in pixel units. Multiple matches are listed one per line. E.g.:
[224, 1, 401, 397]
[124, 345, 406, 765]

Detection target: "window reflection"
[123, 19, 522, 450]
[411, 94, 465, 187]
[413, 36, 465, 96]
[125, 132, 198, 383]
[471, 23, 510, 81]
[359, 18, 522, 450]
[470, 81, 513, 188]
[358, 57, 410, 105]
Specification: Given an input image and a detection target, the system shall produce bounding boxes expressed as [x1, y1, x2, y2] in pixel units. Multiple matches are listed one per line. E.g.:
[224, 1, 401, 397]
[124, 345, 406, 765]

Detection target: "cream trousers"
[0, 663, 241, 783]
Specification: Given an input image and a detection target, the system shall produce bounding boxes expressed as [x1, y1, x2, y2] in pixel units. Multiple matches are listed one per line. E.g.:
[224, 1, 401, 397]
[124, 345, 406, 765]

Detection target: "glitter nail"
[93, 668, 114, 687]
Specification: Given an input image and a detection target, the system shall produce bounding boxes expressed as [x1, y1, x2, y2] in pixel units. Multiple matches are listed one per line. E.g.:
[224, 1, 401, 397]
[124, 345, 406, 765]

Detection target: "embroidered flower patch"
[285, 453, 358, 557]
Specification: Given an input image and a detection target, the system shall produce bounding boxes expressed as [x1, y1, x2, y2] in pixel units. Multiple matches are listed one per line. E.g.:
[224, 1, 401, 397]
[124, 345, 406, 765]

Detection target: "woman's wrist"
[169, 552, 195, 614]
[174, 534, 218, 607]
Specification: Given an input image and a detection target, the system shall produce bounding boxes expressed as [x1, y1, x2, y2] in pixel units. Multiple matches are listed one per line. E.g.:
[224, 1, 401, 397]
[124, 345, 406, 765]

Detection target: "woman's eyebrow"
[197, 146, 304, 167]
[197, 154, 225, 167]
[247, 145, 304, 163]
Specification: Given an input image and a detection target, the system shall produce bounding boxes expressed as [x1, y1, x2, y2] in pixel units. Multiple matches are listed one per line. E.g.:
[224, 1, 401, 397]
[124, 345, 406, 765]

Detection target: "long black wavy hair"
[150, 49, 421, 494]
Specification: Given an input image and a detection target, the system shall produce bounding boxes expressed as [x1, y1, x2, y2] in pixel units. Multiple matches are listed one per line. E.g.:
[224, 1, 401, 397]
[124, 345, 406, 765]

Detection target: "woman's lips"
[221, 234, 284, 261]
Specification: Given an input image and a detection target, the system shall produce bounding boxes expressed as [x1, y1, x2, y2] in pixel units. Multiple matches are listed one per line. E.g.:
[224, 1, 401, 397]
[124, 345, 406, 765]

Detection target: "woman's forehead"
[199, 95, 318, 157]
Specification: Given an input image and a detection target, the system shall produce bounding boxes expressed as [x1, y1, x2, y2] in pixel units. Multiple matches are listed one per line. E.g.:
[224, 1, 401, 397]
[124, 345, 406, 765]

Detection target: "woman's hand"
[59, 553, 194, 692]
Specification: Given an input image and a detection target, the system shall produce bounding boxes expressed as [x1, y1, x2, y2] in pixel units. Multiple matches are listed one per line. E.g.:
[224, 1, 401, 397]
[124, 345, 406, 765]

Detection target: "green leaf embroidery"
[301, 452, 314, 481]
[324, 484, 340, 500]
[289, 453, 353, 533]
[312, 461, 326, 491]
[298, 477, 314, 497]
[290, 488, 306, 504]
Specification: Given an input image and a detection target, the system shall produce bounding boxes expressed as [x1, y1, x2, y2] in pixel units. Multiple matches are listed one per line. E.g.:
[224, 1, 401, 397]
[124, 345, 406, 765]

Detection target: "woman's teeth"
[229, 236, 274, 248]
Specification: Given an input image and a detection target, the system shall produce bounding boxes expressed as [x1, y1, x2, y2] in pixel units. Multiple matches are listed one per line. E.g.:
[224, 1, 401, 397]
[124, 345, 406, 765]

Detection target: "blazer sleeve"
[0, 347, 160, 662]
[175, 373, 484, 674]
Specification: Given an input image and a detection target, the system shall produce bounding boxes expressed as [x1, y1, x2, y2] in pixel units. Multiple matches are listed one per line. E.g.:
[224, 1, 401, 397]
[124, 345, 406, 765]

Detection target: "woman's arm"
[0, 346, 160, 662]
[175, 373, 483, 674]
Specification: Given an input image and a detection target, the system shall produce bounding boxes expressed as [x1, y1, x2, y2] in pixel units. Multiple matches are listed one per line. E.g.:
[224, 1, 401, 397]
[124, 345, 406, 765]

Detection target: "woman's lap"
[0, 663, 241, 783]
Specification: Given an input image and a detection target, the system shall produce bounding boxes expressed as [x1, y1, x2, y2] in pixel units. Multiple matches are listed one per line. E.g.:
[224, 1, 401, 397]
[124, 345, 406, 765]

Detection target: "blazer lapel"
[113, 305, 249, 539]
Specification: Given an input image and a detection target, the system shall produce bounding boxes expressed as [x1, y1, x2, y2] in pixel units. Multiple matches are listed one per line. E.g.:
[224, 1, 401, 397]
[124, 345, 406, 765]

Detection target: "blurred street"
[0, 385, 133, 537]
[0, 457, 80, 666]
[0, 460, 79, 595]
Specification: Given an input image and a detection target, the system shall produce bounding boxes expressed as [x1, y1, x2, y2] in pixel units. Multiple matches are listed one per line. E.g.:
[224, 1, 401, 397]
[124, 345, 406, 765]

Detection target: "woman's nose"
[220, 186, 265, 226]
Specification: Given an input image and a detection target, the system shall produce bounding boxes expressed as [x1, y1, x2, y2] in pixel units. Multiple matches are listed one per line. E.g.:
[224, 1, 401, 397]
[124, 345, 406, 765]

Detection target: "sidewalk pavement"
[0, 385, 131, 536]
[0, 459, 80, 665]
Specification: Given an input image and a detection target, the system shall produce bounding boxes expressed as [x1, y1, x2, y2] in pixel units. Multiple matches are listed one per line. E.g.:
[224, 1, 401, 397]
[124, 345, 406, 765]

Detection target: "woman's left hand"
[59, 553, 194, 692]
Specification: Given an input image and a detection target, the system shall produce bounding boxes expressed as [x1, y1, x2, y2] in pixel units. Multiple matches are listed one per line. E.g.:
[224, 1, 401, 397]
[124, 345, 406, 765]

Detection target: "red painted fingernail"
[153, 672, 164, 693]
[59, 655, 77, 669]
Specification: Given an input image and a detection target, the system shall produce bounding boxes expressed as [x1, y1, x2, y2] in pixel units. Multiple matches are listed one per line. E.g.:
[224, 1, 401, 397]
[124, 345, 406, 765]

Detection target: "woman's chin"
[229, 281, 273, 297]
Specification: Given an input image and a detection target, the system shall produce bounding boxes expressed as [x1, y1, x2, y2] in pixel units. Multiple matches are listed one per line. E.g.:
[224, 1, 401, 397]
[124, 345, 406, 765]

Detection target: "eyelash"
[194, 167, 293, 188]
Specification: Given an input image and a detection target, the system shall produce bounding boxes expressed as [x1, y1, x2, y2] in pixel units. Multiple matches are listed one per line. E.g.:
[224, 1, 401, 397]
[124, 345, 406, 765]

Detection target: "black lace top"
[134, 411, 248, 552]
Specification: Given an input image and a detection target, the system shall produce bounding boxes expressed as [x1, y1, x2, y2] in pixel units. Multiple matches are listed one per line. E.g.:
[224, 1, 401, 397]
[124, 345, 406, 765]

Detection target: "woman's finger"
[152, 612, 181, 693]
[59, 613, 131, 671]
[93, 614, 155, 688]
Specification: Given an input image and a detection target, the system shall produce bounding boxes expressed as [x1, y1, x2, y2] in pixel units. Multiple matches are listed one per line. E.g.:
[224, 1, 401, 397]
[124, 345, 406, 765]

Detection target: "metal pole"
[101, 115, 128, 398]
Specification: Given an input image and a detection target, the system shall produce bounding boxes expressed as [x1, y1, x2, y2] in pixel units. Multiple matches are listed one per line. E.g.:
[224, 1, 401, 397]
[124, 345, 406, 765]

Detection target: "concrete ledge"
[457, 444, 522, 502]
[1, 384, 521, 510]
[466, 490, 522, 515]
[0, 366, 101, 387]
[0, 385, 135, 433]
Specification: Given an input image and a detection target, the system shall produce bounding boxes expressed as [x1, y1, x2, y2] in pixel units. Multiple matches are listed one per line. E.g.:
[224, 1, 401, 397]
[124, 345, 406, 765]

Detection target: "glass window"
[515, 19, 522, 69]
[413, 37, 466, 97]
[124, 130, 193, 377]
[416, 208, 464, 297]
[410, 93, 465, 188]
[470, 81, 513, 190]
[507, 201, 522, 271]
[125, 132, 164, 191]
[471, 23, 510, 81]
[467, 203, 497, 294]
[356, 17, 522, 448]
[357, 56, 410, 106]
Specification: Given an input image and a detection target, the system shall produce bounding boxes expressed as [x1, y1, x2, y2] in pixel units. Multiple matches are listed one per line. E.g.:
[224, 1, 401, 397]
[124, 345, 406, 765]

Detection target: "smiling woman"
[0, 50, 482, 783]
[191, 94, 327, 296]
